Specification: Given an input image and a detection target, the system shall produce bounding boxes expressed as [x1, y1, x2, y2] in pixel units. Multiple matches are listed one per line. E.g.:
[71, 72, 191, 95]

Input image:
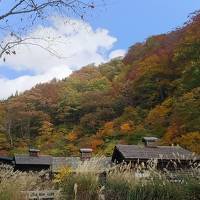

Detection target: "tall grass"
[57, 157, 108, 200]
[0, 165, 53, 200]
[57, 157, 200, 200]
[1, 158, 199, 200]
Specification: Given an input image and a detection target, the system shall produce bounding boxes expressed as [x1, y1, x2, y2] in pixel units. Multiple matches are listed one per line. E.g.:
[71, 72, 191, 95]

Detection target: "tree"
[176, 132, 200, 154]
[120, 122, 132, 134]
[0, 103, 9, 154]
[97, 121, 114, 137]
[66, 131, 78, 142]
[145, 98, 173, 136]
[0, 0, 100, 59]
[89, 136, 104, 151]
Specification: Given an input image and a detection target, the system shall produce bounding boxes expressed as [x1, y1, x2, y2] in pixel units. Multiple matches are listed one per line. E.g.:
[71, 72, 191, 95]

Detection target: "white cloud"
[0, 66, 72, 100]
[109, 49, 126, 60]
[0, 16, 126, 99]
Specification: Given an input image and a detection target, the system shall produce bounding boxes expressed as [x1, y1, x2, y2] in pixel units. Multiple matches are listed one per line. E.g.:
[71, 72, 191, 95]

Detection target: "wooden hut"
[14, 149, 52, 171]
[112, 137, 199, 170]
[0, 156, 14, 165]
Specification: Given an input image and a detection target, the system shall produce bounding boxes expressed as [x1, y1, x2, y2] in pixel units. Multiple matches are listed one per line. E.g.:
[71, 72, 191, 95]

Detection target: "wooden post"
[74, 183, 78, 200]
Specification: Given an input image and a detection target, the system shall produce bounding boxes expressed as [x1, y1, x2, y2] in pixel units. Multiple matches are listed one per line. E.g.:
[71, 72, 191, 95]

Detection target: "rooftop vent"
[142, 137, 159, 148]
[29, 149, 40, 157]
[80, 148, 93, 161]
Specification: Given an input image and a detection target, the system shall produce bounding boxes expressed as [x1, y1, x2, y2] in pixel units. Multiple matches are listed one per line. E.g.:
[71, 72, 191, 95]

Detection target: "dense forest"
[0, 12, 200, 156]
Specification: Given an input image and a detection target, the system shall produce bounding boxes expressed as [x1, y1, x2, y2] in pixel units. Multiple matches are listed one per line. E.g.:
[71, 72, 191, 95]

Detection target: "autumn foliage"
[0, 12, 200, 155]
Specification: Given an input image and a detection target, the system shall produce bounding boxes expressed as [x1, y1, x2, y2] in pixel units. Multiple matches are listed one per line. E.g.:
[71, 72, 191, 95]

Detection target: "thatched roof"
[112, 145, 198, 161]
[15, 155, 52, 165]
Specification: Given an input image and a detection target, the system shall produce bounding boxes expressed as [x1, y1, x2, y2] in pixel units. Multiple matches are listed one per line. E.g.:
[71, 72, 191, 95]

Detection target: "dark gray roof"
[115, 145, 198, 161]
[15, 155, 52, 165]
[0, 156, 13, 161]
[0, 156, 14, 165]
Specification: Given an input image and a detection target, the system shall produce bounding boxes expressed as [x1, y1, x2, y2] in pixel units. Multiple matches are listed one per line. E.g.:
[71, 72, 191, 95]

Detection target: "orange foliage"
[66, 131, 78, 142]
[120, 122, 132, 134]
[97, 122, 114, 137]
[90, 138, 104, 150]
[162, 121, 182, 144]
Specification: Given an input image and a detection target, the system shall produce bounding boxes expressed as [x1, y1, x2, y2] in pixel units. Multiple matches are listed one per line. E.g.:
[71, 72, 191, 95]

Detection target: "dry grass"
[0, 157, 199, 200]
[0, 165, 54, 200]
[58, 157, 200, 200]
[75, 156, 109, 174]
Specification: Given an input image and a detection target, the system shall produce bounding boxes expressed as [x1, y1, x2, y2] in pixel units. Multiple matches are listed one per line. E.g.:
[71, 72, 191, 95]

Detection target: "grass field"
[0, 158, 199, 200]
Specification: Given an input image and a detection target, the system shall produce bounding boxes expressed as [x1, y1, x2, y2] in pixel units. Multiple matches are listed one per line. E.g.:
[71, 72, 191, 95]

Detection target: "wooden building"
[14, 149, 52, 172]
[0, 148, 111, 173]
[0, 156, 14, 165]
[112, 137, 199, 170]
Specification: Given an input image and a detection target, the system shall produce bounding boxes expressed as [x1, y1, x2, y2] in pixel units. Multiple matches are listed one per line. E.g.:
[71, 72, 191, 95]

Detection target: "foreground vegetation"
[59, 171, 200, 200]
[57, 159, 200, 200]
[1, 159, 199, 200]
[0, 165, 54, 200]
[0, 11, 200, 156]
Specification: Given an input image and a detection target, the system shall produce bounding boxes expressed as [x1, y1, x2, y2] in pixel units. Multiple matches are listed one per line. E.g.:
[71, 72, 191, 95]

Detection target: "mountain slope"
[0, 13, 200, 156]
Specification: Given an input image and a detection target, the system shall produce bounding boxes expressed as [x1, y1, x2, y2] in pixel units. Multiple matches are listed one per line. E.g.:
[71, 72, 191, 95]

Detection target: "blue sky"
[90, 0, 200, 49]
[0, 0, 200, 99]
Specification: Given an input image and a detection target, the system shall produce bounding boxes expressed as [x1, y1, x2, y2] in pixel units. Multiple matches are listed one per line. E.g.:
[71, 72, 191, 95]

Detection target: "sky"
[0, 0, 200, 99]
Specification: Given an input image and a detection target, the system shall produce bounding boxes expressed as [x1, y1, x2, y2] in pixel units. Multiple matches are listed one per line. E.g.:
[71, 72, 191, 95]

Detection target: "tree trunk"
[7, 119, 13, 147]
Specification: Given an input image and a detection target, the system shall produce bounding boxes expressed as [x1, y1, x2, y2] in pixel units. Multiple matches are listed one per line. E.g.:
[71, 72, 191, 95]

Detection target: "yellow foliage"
[104, 121, 114, 130]
[39, 121, 54, 136]
[176, 132, 200, 154]
[54, 166, 72, 183]
[65, 144, 79, 155]
[97, 121, 114, 137]
[66, 131, 78, 141]
[0, 132, 7, 144]
[103, 143, 117, 156]
[0, 132, 9, 151]
[145, 98, 172, 126]
[138, 54, 169, 77]
[120, 122, 132, 134]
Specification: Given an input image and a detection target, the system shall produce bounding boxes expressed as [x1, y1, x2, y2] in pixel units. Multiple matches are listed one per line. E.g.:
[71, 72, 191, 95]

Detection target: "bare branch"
[0, 0, 25, 20]
[0, 0, 94, 21]
[0, 0, 103, 59]
[0, 36, 69, 59]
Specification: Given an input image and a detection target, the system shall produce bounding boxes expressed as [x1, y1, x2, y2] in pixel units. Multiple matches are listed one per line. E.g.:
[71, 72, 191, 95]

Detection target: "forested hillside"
[0, 12, 200, 156]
